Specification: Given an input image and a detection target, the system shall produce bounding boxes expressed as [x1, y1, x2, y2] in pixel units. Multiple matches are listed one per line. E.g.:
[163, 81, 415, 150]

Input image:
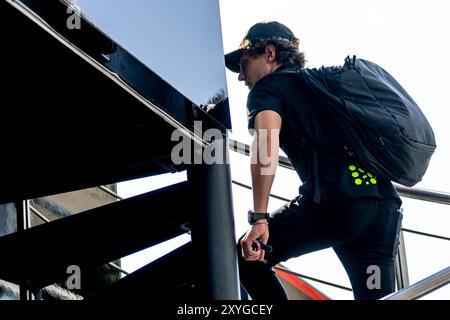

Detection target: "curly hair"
[245, 37, 306, 68]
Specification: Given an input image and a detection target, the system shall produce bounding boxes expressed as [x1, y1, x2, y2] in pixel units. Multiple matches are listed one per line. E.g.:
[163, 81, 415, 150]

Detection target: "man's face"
[238, 52, 272, 89]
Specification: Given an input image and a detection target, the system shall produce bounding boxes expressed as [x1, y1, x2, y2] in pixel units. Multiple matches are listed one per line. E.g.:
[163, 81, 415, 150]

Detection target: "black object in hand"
[251, 238, 273, 253]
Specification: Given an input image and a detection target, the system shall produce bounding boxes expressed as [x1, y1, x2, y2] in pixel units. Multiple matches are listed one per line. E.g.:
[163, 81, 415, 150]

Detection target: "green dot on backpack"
[355, 179, 362, 185]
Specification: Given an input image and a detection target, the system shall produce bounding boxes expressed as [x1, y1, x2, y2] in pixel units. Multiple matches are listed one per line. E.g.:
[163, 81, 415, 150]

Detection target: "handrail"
[401, 228, 450, 242]
[384, 266, 450, 300]
[98, 185, 123, 201]
[231, 180, 449, 242]
[232, 180, 290, 203]
[393, 185, 450, 206]
[107, 262, 129, 276]
[30, 205, 50, 223]
[229, 139, 450, 205]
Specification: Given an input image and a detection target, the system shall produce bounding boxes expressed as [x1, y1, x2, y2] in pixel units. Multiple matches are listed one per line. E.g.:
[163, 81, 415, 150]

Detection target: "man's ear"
[265, 44, 276, 62]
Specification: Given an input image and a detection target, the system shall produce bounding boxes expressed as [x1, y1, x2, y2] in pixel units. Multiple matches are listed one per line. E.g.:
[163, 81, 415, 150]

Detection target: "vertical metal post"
[395, 210, 409, 290]
[188, 135, 240, 299]
[15, 200, 34, 300]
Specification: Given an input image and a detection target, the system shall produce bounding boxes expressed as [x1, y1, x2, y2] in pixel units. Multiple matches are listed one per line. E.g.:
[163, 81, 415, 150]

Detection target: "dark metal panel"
[0, 181, 191, 290]
[1, 0, 192, 203]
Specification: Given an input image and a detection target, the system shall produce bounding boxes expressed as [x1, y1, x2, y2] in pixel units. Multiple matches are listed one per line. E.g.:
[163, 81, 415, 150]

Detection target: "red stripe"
[275, 267, 330, 300]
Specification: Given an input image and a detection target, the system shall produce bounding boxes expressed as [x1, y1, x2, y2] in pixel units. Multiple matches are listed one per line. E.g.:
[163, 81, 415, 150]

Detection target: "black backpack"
[282, 55, 436, 187]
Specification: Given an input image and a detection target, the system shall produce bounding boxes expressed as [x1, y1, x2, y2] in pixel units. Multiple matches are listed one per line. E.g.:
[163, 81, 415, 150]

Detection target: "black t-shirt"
[247, 64, 400, 202]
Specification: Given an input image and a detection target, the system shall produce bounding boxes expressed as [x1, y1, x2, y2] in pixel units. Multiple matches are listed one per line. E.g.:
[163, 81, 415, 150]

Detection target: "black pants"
[238, 193, 402, 300]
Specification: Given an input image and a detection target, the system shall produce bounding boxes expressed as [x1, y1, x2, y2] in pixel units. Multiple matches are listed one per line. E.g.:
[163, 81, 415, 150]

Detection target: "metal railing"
[229, 138, 450, 205]
[231, 178, 449, 242]
[98, 185, 124, 201]
[384, 266, 450, 300]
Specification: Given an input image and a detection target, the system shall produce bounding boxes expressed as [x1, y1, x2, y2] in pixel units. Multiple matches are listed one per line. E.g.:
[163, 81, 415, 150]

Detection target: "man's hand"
[240, 222, 269, 262]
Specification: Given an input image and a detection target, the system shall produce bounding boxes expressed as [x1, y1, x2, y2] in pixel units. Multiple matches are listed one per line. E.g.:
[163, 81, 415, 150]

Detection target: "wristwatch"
[248, 210, 270, 225]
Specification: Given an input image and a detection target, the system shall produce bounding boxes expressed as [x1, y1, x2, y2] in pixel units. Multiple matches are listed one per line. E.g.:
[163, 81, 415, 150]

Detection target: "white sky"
[107, 0, 450, 299]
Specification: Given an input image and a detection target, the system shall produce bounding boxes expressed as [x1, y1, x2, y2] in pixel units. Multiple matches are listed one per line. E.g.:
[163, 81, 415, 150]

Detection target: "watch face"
[248, 211, 254, 224]
[248, 211, 269, 224]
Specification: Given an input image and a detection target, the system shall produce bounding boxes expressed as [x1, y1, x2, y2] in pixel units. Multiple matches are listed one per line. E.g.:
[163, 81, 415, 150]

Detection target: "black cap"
[224, 21, 295, 73]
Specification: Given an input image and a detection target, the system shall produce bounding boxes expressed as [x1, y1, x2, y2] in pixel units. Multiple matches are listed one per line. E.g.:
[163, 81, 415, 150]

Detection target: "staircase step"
[87, 242, 195, 300]
[0, 181, 191, 290]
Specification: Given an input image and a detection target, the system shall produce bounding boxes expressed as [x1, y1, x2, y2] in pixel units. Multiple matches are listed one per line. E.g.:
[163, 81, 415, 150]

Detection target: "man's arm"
[241, 110, 281, 262]
[251, 110, 281, 212]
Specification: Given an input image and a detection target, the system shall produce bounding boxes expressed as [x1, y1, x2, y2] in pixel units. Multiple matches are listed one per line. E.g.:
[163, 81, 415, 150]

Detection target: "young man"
[225, 21, 403, 300]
